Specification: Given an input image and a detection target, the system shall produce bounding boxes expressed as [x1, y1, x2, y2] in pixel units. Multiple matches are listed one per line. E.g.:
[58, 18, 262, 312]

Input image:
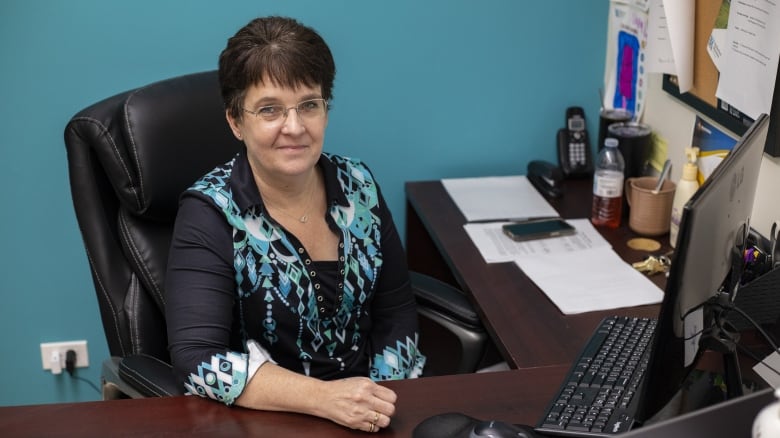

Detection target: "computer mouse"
[412, 412, 539, 438]
[412, 412, 477, 437]
[470, 420, 539, 438]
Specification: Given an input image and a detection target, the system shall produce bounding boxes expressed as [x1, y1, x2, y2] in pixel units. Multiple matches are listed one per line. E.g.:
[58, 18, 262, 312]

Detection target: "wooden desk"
[0, 366, 567, 437]
[405, 178, 668, 369]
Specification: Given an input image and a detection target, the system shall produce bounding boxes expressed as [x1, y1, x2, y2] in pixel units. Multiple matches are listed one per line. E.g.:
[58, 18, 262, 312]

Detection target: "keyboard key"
[568, 371, 585, 385]
[541, 421, 566, 430]
[604, 414, 634, 434]
[566, 422, 591, 432]
[591, 373, 607, 387]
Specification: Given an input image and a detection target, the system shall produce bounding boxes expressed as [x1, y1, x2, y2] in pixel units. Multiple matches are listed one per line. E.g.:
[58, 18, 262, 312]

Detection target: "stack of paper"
[442, 175, 558, 222]
[444, 176, 664, 315]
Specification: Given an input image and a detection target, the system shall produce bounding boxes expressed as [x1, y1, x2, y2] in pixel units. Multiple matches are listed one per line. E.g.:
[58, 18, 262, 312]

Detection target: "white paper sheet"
[661, 0, 695, 91]
[514, 246, 664, 315]
[463, 219, 611, 263]
[441, 175, 559, 223]
[645, 0, 677, 75]
[715, 0, 780, 119]
[707, 28, 728, 72]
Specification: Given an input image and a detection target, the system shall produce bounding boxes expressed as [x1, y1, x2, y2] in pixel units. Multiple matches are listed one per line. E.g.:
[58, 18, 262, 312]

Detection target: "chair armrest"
[410, 271, 490, 375]
[102, 355, 182, 398]
[101, 357, 142, 399]
[118, 354, 183, 397]
[410, 271, 482, 329]
[100, 354, 183, 399]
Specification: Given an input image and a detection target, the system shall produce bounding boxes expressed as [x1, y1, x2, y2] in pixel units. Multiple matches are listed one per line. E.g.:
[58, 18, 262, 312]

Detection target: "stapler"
[527, 160, 563, 198]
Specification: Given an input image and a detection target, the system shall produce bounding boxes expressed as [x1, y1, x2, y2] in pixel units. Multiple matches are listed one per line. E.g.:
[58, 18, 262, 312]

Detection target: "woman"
[165, 16, 425, 433]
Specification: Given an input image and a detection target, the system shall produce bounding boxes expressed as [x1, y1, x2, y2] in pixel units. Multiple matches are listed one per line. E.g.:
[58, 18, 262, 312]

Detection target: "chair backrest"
[64, 71, 242, 362]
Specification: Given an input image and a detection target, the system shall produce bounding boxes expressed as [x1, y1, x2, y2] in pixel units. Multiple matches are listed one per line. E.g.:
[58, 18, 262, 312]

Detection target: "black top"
[165, 151, 425, 404]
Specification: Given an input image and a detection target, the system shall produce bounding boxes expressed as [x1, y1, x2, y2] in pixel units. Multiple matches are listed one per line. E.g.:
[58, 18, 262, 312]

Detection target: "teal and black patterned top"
[165, 151, 425, 405]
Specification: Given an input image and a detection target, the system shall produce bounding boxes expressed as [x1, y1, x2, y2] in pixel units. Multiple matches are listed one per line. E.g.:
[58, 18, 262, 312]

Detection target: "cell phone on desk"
[502, 219, 576, 242]
[557, 106, 593, 178]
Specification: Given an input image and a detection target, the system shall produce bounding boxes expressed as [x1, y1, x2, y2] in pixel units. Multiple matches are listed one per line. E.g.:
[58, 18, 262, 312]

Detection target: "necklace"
[263, 176, 317, 224]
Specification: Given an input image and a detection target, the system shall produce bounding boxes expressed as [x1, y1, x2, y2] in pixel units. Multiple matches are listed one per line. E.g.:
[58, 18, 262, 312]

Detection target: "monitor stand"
[700, 227, 749, 401]
[700, 292, 744, 400]
[646, 295, 746, 427]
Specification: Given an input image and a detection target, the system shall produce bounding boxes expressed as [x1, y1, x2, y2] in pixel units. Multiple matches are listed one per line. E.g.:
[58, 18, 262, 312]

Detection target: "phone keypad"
[569, 143, 587, 166]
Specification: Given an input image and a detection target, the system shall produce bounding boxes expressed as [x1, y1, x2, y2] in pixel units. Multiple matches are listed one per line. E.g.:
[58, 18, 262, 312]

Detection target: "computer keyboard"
[536, 316, 657, 437]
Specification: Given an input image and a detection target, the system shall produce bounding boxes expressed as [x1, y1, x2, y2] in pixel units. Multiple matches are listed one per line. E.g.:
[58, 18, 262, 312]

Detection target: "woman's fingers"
[323, 377, 397, 431]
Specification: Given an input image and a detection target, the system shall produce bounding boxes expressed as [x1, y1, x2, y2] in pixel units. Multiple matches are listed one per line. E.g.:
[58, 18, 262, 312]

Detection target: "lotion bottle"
[669, 147, 700, 247]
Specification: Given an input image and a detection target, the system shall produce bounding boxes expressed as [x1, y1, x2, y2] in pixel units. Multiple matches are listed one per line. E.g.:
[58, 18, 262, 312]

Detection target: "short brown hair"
[219, 16, 336, 119]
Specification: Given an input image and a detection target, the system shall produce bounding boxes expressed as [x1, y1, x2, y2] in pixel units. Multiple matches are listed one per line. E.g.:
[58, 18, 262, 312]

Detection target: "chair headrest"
[70, 70, 242, 222]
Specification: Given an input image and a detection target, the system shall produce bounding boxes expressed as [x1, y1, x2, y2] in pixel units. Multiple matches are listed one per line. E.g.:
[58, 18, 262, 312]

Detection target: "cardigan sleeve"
[367, 185, 426, 380]
[165, 193, 273, 404]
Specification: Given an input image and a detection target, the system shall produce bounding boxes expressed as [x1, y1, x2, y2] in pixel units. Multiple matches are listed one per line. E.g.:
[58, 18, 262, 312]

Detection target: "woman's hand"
[236, 363, 396, 432]
[314, 377, 397, 432]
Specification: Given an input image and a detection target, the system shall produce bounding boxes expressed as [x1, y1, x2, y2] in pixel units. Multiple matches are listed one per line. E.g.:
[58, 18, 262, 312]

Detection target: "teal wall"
[0, 0, 608, 405]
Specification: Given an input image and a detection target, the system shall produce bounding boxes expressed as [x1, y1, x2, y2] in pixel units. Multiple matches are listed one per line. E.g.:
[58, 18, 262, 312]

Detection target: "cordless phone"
[557, 106, 593, 178]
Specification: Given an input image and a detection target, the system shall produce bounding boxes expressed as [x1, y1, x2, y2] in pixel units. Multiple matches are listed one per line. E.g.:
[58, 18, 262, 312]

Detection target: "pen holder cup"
[625, 177, 676, 236]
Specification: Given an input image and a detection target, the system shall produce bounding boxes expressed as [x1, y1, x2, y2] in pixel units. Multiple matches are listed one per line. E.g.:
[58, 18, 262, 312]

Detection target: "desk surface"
[0, 367, 567, 437]
[405, 178, 668, 369]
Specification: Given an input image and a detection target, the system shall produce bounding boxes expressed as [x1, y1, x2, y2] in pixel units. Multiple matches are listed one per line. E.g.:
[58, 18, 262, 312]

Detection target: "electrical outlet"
[40, 340, 89, 374]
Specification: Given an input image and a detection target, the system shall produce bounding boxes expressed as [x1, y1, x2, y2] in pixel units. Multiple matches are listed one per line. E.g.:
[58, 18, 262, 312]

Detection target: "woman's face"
[227, 80, 328, 182]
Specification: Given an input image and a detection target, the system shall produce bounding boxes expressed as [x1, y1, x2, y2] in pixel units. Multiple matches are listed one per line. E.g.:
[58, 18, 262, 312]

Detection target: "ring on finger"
[368, 422, 375, 432]
[373, 411, 380, 424]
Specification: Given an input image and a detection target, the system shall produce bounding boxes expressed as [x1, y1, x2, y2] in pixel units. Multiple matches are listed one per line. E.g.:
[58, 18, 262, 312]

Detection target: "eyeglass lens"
[248, 99, 327, 123]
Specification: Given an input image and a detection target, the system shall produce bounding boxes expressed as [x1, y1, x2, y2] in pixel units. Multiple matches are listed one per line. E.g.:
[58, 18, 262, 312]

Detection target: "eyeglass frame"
[241, 98, 330, 125]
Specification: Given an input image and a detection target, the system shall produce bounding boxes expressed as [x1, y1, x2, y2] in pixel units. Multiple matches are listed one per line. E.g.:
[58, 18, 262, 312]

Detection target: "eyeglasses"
[242, 98, 329, 125]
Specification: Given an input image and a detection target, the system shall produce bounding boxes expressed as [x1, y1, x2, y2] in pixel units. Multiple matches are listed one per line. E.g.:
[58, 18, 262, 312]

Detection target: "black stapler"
[527, 160, 563, 198]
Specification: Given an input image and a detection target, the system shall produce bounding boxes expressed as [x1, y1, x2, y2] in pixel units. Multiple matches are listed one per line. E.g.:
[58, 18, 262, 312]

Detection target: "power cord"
[724, 303, 780, 351]
[65, 349, 101, 395]
[715, 302, 780, 380]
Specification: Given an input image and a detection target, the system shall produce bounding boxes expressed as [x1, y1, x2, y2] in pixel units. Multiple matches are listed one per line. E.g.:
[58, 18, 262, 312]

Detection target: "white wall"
[643, 73, 780, 237]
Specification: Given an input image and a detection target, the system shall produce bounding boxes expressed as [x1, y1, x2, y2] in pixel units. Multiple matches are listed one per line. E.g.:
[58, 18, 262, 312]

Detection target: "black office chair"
[64, 71, 490, 399]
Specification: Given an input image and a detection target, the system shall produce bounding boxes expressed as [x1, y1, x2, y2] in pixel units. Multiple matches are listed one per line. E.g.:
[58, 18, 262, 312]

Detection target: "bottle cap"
[682, 162, 698, 180]
[681, 147, 700, 181]
[684, 147, 700, 164]
[604, 138, 619, 148]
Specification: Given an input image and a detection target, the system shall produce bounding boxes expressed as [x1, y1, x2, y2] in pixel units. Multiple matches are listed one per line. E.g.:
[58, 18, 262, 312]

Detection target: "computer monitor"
[636, 113, 770, 423]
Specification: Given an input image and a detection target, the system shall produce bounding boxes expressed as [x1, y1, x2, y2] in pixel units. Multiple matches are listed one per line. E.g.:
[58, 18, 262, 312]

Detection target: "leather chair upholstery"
[64, 71, 489, 399]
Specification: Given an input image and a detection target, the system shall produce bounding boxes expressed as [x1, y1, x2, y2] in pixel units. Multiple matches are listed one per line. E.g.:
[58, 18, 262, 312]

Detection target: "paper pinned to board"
[644, 0, 696, 93]
[661, 0, 695, 91]
[645, 0, 677, 75]
[715, 0, 780, 119]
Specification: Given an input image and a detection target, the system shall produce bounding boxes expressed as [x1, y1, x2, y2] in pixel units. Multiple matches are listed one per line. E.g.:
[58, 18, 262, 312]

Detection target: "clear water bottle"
[591, 137, 625, 228]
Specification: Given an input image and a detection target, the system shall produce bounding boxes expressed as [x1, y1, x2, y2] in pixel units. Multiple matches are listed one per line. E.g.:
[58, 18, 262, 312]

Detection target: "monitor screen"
[636, 113, 770, 423]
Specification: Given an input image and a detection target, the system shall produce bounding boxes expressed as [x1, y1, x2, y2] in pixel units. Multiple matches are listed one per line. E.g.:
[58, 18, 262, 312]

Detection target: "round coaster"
[627, 237, 661, 252]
